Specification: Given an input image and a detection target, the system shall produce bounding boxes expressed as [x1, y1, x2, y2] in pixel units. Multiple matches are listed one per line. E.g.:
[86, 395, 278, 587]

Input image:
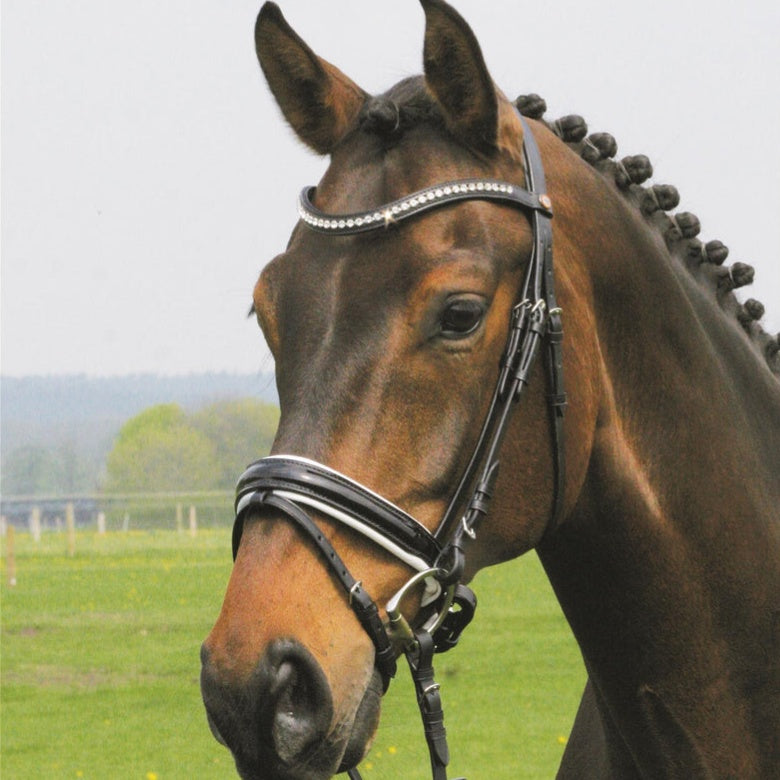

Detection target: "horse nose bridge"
[272, 337, 391, 459]
[209, 507, 381, 689]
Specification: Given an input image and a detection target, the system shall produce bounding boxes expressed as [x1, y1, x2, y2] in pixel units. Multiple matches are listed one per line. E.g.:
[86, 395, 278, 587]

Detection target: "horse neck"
[537, 167, 780, 774]
[574, 181, 780, 542]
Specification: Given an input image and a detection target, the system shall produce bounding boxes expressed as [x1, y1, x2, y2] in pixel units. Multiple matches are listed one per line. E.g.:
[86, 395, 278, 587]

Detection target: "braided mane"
[514, 94, 779, 378]
[358, 81, 780, 378]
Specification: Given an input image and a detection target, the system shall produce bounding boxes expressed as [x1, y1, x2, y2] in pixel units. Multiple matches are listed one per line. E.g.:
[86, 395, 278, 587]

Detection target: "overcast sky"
[2, 0, 778, 377]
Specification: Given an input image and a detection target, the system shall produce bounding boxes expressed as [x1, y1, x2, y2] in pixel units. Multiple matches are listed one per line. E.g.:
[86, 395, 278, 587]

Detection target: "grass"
[1, 529, 584, 779]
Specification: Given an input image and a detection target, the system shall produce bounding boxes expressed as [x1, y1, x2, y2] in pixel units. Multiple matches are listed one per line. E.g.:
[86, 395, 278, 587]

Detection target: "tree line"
[2, 398, 279, 496]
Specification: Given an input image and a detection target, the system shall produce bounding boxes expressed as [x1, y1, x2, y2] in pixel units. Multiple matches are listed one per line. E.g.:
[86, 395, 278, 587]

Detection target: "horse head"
[202, 2, 780, 778]
[201, 2, 589, 775]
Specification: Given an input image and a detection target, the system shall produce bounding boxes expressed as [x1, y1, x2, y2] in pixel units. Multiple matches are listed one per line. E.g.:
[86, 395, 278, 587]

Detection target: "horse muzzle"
[201, 637, 379, 779]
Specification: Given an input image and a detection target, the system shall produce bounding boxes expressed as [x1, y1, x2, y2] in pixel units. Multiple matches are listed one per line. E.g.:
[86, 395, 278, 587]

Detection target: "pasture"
[1, 528, 584, 778]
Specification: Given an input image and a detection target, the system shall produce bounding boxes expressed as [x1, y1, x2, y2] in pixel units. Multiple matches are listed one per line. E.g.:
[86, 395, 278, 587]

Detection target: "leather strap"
[434, 114, 565, 559]
[519, 113, 567, 534]
[234, 490, 398, 690]
[432, 585, 477, 653]
[234, 456, 441, 567]
[407, 631, 449, 779]
[299, 178, 552, 236]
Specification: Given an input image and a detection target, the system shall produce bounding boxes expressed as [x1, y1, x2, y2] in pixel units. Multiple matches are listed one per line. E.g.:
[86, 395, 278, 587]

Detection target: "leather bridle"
[232, 112, 566, 780]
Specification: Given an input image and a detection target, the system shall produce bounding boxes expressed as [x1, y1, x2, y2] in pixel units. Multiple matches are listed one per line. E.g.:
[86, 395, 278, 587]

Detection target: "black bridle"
[232, 112, 566, 780]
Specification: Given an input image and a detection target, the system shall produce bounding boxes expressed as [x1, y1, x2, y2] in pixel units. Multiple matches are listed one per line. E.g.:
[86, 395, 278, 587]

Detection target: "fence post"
[122, 513, 130, 532]
[29, 507, 41, 543]
[189, 505, 197, 537]
[97, 512, 106, 535]
[6, 525, 17, 587]
[176, 503, 183, 533]
[66, 503, 76, 556]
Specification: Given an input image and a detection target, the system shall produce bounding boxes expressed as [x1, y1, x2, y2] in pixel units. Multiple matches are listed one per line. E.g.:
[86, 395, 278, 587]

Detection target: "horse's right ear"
[255, 3, 368, 154]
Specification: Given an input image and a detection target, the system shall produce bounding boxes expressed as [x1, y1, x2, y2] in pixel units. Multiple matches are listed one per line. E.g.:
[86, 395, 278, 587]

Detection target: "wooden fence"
[0, 491, 234, 537]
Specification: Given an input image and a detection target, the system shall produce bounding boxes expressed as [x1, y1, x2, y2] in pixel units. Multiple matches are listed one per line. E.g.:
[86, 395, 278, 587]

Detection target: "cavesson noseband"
[233, 112, 566, 780]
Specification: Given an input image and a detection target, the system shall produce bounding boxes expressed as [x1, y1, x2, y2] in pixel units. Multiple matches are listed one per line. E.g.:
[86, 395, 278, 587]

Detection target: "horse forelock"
[358, 77, 444, 144]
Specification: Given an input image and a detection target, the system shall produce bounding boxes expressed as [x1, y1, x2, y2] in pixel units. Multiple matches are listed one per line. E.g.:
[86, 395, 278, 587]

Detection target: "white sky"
[2, 0, 779, 377]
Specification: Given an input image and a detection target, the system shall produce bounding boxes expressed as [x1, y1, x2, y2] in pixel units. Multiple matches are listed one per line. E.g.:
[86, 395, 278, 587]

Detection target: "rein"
[232, 113, 565, 779]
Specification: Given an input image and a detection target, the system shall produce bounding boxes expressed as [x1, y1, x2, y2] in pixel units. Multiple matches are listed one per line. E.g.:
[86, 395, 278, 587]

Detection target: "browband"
[298, 177, 553, 235]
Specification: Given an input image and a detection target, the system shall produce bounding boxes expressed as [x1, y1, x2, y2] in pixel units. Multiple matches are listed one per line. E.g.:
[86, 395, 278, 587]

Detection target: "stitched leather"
[234, 456, 441, 565]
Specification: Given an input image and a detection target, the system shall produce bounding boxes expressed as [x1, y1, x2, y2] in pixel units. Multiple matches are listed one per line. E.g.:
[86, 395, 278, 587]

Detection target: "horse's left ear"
[255, 2, 368, 154]
[421, 0, 498, 152]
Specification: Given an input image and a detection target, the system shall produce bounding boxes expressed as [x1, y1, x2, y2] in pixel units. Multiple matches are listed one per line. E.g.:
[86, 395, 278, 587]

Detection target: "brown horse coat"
[202, 2, 780, 777]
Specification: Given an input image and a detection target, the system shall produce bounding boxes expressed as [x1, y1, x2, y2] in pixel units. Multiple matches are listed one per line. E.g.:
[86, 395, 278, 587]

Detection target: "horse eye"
[440, 298, 485, 339]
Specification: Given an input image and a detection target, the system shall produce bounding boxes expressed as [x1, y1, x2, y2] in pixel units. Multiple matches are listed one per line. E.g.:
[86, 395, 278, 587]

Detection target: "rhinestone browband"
[298, 177, 553, 236]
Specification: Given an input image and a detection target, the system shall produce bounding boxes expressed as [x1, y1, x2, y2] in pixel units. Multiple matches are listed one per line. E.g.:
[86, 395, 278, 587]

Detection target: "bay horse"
[201, 1, 780, 777]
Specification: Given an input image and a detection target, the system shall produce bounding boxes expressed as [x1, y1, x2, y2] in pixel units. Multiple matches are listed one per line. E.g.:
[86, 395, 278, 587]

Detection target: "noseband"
[233, 112, 566, 780]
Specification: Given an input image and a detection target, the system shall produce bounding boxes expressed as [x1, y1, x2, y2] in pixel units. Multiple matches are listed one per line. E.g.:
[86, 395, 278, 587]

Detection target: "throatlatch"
[232, 112, 564, 780]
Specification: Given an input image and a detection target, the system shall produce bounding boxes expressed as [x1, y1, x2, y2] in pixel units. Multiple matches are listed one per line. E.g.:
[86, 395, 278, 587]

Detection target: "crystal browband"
[298, 178, 553, 236]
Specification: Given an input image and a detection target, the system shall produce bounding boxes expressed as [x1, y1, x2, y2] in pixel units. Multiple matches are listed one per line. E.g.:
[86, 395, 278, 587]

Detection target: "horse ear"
[420, 0, 498, 151]
[255, 2, 368, 154]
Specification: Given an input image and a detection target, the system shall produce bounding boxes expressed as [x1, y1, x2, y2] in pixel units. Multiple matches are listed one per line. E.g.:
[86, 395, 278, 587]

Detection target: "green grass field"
[1, 529, 585, 779]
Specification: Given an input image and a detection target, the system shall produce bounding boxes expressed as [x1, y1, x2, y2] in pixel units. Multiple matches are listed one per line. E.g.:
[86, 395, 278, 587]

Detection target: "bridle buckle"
[348, 580, 363, 605]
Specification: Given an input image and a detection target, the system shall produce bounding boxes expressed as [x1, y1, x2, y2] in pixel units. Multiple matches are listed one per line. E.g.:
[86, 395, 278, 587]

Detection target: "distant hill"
[0, 372, 277, 494]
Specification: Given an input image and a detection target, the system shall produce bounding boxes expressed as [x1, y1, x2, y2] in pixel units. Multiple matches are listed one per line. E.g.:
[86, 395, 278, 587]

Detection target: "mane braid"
[360, 77, 447, 144]
[514, 94, 780, 377]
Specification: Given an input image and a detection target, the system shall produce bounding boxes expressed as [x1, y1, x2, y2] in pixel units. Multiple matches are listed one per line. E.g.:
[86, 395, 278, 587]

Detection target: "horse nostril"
[201, 637, 336, 774]
[265, 641, 334, 763]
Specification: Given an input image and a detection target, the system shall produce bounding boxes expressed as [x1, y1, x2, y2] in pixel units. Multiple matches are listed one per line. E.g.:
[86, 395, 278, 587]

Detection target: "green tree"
[103, 404, 219, 493]
[2, 444, 94, 496]
[2, 446, 63, 495]
[55, 438, 94, 493]
[192, 399, 279, 488]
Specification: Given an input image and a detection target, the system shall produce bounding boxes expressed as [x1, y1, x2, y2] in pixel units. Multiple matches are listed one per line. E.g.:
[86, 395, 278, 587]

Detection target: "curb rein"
[232, 113, 566, 780]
